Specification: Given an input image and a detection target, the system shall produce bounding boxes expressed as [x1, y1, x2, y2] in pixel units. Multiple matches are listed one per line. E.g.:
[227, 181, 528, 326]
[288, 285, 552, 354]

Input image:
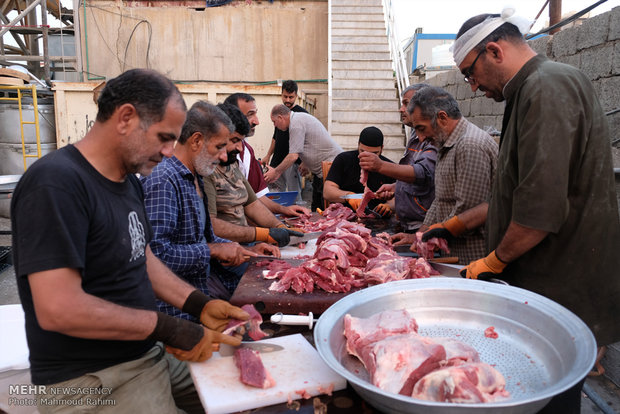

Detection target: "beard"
[431, 126, 451, 148]
[194, 148, 219, 177]
[219, 149, 240, 166]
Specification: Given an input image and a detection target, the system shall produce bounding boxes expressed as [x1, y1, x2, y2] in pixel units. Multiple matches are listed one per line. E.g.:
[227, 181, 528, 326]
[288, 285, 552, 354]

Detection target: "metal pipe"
[0, 0, 42, 39]
[549, 0, 562, 34]
[40, 0, 51, 84]
[582, 382, 616, 414]
[73, 0, 83, 80]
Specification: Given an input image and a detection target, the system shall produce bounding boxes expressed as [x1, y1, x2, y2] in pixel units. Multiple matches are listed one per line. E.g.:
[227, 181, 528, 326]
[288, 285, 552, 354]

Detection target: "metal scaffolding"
[0, 0, 80, 84]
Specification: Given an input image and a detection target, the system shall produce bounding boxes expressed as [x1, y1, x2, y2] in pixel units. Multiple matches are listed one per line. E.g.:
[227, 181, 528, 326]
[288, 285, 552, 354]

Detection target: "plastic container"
[265, 191, 298, 206]
[0, 304, 29, 372]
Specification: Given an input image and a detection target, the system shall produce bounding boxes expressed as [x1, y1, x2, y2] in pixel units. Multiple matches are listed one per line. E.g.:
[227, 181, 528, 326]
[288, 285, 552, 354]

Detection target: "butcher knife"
[218, 342, 284, 357]
[288, 231, 322, 246]
[247, 255, 282, 261]
[341, 193, 363, 199]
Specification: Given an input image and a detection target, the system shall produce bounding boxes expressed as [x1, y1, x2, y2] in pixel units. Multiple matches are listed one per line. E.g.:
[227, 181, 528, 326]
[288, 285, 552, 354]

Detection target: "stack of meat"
[344, 309, 510, 403]
[287, 203, 356, 232]
[263, 221, 439, 294]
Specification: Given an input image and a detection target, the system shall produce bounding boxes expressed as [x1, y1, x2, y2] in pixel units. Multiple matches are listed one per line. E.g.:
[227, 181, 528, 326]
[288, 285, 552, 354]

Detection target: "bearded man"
[408, 86, 498, 264]
[142, 101, 279, 303]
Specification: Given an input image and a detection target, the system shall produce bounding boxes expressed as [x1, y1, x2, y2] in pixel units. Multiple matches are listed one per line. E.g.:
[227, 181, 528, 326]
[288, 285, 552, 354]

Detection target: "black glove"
[256, 227, 303, 247]
[421, 216, 466, 242]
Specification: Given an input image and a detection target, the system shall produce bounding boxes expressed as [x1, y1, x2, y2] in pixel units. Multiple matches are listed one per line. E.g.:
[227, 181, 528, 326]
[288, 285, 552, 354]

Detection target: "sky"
[392, 0, 620, 45]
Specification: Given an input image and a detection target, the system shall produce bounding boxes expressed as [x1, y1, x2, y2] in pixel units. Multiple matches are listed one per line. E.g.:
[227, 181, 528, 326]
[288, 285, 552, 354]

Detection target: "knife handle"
[270, 312, 316, 329]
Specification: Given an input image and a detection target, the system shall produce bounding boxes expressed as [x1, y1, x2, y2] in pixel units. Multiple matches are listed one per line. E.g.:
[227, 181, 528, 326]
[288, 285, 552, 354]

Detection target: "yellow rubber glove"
[459, 250, 508, 280]
[166, 327, 241, 362]
[422, 215, 467, 241]
[374, 203, 392, 217]
[200, 299, 250, 332]
[182, 290, 250, 332]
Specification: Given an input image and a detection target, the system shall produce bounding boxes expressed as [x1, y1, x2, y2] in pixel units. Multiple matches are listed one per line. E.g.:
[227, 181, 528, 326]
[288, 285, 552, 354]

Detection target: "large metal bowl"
[314, 278, 596, 414]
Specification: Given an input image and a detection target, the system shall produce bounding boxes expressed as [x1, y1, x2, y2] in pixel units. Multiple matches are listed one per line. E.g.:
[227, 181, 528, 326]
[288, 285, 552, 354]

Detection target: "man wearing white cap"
[423, 8, 620, 412]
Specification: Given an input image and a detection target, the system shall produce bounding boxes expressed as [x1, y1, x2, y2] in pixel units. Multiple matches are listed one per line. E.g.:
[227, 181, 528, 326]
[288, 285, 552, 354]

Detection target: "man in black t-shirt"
[11, 69, 248, 413]
[324, 126, 395, 215]
[262, 80, 307, 194]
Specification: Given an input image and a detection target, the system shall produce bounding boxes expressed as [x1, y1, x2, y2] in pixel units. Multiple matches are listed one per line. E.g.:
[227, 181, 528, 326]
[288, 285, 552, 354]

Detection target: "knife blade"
[218, 341, 284, 357]
[247, 255, 282, 261]
[341, 193, 363, 199]
[288, 231, 322, 245]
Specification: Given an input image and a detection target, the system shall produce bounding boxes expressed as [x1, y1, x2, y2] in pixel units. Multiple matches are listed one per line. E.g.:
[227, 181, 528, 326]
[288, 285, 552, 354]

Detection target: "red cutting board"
[230, 260, 358, 315]
[188, 334, 346, 414]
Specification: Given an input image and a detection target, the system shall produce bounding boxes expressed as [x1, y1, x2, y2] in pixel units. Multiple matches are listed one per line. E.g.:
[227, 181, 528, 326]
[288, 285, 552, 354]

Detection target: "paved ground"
[0, 210, 619, 413]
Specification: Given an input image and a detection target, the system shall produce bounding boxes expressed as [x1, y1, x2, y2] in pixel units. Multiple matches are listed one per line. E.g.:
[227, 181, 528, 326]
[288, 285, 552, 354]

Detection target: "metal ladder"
[0, 84, 42, 171]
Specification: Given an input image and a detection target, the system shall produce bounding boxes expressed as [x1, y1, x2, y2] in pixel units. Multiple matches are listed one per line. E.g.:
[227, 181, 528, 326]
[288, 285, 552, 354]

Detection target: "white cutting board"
[188, 334, 346, 414]
[280, 238, 318, 258]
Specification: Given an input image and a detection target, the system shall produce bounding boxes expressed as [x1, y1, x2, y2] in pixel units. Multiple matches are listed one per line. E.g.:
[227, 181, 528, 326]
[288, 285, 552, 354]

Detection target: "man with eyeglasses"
[423, 8, 620, 412]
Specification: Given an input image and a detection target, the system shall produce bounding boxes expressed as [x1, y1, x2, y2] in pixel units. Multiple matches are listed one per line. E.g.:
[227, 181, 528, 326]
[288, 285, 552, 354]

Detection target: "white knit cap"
[451, 6, 533, 66]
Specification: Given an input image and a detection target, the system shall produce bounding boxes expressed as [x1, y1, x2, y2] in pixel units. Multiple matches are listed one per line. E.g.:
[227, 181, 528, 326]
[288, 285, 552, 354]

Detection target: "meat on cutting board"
[222, 304, 267, 341]
[411, 362, 510, 403]
[233, 347, 276, 389]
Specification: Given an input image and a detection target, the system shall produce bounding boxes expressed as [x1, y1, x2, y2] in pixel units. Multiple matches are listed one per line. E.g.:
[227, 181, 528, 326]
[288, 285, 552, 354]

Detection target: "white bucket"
[0, 304, 29, 372]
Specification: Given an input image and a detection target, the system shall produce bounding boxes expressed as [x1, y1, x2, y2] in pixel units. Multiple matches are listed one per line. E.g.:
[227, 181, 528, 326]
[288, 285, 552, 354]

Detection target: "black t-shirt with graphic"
[11, 145, 157, 385]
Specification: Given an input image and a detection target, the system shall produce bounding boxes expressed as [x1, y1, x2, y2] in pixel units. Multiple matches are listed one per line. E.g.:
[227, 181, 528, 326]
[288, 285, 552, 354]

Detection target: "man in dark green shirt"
[424, 9, 620, 412]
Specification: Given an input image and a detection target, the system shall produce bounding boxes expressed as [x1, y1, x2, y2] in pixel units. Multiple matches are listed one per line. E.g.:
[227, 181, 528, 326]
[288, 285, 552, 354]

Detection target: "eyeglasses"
[463, 49, 486, 84]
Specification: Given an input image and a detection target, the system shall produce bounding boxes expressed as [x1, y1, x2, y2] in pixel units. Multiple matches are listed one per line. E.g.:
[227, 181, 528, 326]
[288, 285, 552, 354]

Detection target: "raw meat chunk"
[234, 347, 276, 389]
[356, 189, 375, 218]
[364, 254, 414, 284]
[222, 304, 267, 341]
[364, 333, 446, 395]
[484, 326, 499, 339]
[431, 337, 480, 365]
[343, 309, 418, 359]
[412, 232, 450, 259]
[412, 362, 510, 403]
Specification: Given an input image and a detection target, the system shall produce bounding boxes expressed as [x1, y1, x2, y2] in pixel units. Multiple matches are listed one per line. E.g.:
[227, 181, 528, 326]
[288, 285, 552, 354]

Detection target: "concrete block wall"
[424, 6, 620, 207]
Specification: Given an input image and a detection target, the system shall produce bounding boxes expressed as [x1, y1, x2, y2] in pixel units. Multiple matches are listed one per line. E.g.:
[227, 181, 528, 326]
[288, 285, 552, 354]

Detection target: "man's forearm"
[457, 203, 488, 231]
[245, 200, 282, 228]
[274, 153, 299, 175]
[323, 180, 351, 203]
[378, 163, 416, 183]
[28, 267, 158, 340]
[146, 246, 197, 309]
[495, 221, 549, 263]
[260, 195, 287, 215]
[211, 216, 256, 243]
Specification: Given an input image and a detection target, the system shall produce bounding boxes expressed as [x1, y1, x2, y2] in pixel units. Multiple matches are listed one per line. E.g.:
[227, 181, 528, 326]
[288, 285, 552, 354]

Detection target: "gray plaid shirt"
[423, 117, 498, 264]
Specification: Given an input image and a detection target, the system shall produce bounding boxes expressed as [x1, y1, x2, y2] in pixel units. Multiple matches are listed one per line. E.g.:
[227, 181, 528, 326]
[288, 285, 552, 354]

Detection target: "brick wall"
[424, 6, 620, 208]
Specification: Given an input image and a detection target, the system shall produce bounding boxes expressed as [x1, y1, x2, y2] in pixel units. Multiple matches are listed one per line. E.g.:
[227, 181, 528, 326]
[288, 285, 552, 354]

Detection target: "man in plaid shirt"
[409, 86, 498, 264]
[142, 101, 278, 315]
